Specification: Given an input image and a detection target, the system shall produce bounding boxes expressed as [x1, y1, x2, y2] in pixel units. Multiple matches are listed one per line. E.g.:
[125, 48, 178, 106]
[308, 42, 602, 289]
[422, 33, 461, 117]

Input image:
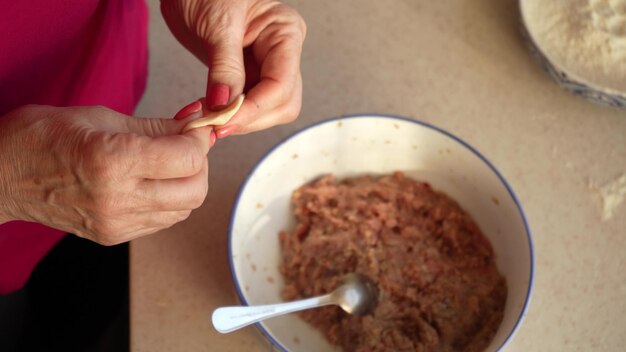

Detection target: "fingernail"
[174, 100, 202, 120]
[215, 124, 238, 139]
[210, 130, 217, 147]
[207, 83, 230, 110]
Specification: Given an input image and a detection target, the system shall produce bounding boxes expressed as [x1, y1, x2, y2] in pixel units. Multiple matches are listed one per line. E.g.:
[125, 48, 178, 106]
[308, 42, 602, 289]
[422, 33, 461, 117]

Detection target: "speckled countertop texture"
[132, 0, 626, 350]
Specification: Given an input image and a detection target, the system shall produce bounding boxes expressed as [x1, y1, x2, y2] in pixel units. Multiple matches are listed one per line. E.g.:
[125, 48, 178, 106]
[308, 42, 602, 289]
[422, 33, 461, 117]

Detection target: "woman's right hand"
[0, 104, 212, 245]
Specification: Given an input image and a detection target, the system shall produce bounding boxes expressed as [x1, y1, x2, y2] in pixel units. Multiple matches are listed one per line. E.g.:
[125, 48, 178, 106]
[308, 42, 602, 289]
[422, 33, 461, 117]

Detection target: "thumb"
[123, 116, 186, 137]
[206, 32, 245, 110]
[91, 109, 211, 154]
[124, 116, 212, 154]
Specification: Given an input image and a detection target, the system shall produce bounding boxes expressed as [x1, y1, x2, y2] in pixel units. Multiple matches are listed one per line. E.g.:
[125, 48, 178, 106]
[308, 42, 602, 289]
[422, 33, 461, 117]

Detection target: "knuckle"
[82, 134, 110, 174]
[273, 2, 296, 16]
[190, 185, 208, 209]
[210, 55, 245, 81]
[183, 148, 205, 175]
[298, 17, 307, 39]
[171, 210, 192, 225]
[134, 136, 161, 168]
[279, 98, 302, 124]
[287, 102, 302, 122]
[287, 10, 307, 38]
[274, 4, 307, 40]
[283, 111, 298, 124]
[131, 117, 169, 137]
[85, 133, 136, 182]
[179, 210, 192, 222]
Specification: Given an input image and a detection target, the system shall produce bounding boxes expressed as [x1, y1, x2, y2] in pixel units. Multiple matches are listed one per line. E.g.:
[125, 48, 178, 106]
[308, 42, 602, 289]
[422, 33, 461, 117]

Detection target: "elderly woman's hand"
[161, 0, 306, 137]
[0, 105, 212, 245]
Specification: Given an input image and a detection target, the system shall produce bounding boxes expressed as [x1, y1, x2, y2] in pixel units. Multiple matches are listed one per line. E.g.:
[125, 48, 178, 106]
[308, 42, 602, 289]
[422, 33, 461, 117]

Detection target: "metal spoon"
[211, 273, 378, 333]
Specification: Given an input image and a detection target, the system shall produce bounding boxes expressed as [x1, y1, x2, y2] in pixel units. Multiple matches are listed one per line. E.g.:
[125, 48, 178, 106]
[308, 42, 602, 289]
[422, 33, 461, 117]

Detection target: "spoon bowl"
[332, 273, 378, 316]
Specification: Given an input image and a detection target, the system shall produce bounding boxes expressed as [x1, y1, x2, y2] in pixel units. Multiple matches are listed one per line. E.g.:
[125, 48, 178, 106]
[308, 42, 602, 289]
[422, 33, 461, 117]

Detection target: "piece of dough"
[182, 94, 244, 132]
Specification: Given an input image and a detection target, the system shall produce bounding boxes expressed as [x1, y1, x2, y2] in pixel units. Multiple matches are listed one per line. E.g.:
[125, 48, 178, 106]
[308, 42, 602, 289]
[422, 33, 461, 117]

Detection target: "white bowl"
[228, 115, 534, 351]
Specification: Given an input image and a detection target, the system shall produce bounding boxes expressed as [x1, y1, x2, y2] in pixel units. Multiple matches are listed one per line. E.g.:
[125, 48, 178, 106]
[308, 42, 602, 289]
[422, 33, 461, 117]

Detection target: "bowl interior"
[229, 115, 533, 352]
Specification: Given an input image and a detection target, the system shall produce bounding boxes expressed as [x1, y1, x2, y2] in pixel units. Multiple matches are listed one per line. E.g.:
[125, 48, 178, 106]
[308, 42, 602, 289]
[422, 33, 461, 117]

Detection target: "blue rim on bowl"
[227, 115, 535, 352]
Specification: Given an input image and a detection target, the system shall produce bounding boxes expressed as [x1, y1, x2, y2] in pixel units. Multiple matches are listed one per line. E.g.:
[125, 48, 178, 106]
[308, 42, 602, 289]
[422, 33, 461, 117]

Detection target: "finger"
[124, 124, 212, 179]
[135, 157, 209, 211]
[206, 25, 246, 109]
[124, 115, 187, 136]
[223, 69, 302, 135]
[235, 77, 302, 134]
[213, 64, 298, 136]
[83, 106, 197, 138]
[94, 111, 211, 180]
[174, 100, 204, 120]
[71, 106, 186, 136]
[217, 20, 304, 134]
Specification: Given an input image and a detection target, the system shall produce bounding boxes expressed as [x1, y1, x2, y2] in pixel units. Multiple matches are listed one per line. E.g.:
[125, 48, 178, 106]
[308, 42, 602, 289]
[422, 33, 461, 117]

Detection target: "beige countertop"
[132, 0, 626, 350]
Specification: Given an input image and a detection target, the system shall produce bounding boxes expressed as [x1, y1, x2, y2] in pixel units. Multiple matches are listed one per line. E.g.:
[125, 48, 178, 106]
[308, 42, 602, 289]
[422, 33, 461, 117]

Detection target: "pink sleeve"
[0, 0, 149, 294]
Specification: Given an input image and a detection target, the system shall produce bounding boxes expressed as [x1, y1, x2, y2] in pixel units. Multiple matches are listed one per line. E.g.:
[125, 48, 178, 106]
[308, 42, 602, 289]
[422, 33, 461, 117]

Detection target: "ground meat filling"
[279, 172, 507, 352]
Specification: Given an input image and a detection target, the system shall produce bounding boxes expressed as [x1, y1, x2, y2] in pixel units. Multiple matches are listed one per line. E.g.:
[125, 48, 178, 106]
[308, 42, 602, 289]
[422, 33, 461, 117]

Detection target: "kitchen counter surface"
[132, 0, 626, 350]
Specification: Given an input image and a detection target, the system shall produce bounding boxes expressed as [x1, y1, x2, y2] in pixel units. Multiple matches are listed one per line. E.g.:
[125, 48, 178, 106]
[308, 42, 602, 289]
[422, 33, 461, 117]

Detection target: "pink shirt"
[0, 0, 148, 294]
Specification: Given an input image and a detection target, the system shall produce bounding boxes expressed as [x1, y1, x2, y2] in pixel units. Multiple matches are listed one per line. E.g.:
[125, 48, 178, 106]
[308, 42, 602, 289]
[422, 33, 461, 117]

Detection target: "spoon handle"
[212, 293, 334, 333]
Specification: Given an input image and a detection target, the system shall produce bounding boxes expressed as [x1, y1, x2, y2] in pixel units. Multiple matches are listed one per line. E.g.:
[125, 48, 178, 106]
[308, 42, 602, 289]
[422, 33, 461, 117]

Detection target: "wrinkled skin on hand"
[0, 105, 211, 245]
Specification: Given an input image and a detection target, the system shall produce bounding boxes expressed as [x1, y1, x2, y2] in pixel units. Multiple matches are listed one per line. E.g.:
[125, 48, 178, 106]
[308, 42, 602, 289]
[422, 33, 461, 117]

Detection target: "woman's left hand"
[161, 0, 306, 137]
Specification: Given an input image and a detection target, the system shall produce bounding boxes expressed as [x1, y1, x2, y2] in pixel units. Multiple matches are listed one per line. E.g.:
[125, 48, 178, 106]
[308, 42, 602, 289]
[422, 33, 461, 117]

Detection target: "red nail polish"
[210, 130, 217, 147]
[207, 83, 230, 110]
[174, 100, 202, 120]
[215, 124, 238, 139]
